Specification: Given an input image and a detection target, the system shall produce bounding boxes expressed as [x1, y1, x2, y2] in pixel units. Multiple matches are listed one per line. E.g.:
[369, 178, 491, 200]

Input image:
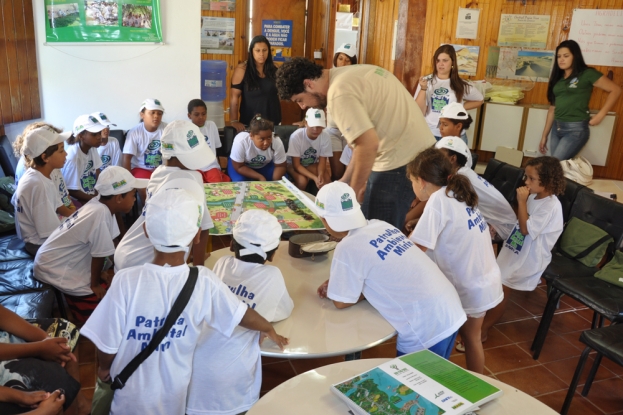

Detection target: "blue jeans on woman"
[549, 120, 590, 160]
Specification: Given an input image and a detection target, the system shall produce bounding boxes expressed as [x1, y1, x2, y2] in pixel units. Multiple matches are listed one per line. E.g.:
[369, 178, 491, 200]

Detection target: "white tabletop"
[247, 358, 559, 415]
[205, 241, 397, 358]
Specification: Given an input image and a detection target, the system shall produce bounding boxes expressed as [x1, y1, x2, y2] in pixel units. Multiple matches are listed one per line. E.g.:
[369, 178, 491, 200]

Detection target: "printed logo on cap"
[315, 112, 321, 119]
[99, 113, 108, 120]
[341, 193, 353, 211]
[344, 44, 351, 49]
[112, 180, 127, 190]
[447, 138, 454, 146]
[89, 116, 99, 123]
[316, 200, 325, 209]
[75, 125, 84, 132]
[154, 99, 161, 105]
[162, 142, 174, 150]
[187, 130, 199, 148]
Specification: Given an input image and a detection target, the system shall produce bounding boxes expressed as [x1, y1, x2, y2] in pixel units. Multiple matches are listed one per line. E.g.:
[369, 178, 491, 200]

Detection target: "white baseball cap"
[161, 120, 215, 170]
[233, 210, 282, 260]
[94, 166, 148, 196]
[314, 182, 366, 232]
[435, 136, 473, 168]
[145, 188, 204, 254]
[22, 126, 71, 158]
[305, 108, 326, 128]
[439, 102, 469, 120]
[73, 114, 107, 135]
[139, 98, 165, 112]
[336, 43, 356, 58]
[90, 112, 117, 127]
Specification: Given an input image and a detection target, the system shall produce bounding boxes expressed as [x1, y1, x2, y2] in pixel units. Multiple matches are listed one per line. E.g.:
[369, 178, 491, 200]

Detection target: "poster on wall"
[496, 47, 554, 82]
[201, 0, 235, 12]
[569, 9, 623, 67]
[450, 45, 479, 76]
[456, 8, 480, 40]
[498, 14, 550, 49]
[201, 17, 234, 54]
[262, 20, 293, 62]
[45, 0, 162, 43]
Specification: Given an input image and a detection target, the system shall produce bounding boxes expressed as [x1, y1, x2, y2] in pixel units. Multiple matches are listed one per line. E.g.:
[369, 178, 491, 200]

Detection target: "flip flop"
[455, 340, 466, 353]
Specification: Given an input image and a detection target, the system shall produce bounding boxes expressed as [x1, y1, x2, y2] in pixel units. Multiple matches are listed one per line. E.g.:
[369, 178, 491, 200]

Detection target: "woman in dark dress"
[229, 35, 281, 132]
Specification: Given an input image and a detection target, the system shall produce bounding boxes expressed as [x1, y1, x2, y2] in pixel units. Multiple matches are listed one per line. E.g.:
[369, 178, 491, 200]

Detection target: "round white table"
[205, 241, 397, 358]
[247, 358, 559, 415]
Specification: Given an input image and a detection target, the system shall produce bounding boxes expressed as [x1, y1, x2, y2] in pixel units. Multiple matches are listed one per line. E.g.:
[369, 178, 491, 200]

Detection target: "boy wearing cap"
[333, 43, 357, 67]
[61, 114, 106, 205]
[316, 182, 466, 359]
[12, 125, 72, 256]
[434, 136, 516, 240]
[187, 210, 293, 415]
[122, 99, 167, 188]
[34, 167, 147, 324]
[82, 189, 288, 415]
[92, 112, 121, 171]
[286, 108, 333, 191]
[115, 120, 215, 272]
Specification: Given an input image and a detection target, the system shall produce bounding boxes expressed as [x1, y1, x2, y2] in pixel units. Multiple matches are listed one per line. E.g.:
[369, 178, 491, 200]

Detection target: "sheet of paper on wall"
[498, 14, 550, 49]
[495, 47, 554, 83]
[456, 8, 480, 40]
[569, 9, 623, 67]
[450, 45, 479, 76]
[486, 46, 500, 78]
[201, 0, 236, 11]
[201, 17, 235, 54]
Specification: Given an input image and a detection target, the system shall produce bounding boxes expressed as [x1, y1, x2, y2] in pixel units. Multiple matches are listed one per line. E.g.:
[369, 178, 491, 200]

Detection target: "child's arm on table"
[316, 280, 365, 309]
[238, 308, 288, 350]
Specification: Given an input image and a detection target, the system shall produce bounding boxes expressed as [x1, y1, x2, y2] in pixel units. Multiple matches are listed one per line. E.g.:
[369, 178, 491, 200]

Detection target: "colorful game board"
[204, 180, 324, 235]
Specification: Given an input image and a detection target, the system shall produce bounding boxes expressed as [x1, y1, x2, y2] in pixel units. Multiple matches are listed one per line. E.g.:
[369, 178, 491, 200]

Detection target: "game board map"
[204, 179, 324, 235]
[331, 350, 502, 415]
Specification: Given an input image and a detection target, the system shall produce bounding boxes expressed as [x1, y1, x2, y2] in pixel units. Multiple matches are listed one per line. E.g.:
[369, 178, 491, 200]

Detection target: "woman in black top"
[229, 35, 282, 132]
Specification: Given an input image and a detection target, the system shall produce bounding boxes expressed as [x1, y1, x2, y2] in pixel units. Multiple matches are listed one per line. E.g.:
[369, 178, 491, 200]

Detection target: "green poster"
[45, 0, 162, 43]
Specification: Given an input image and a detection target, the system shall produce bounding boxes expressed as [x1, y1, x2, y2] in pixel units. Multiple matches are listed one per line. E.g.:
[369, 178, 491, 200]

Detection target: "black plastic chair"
[561, 324, 623, 415]
[558, 178, 594, 224]
[0, 136, 18, 178]
[222, 126, 237, 157]
[274, 125, 300, 153]
[108, 129, 126, 151]
[482, 158, 524, 205]
[470, 152, 479, 170]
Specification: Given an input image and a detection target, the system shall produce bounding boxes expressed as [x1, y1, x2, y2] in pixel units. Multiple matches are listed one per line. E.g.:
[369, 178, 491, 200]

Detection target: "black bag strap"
[111, 266, 199, 390]
[560, 235, 613, 260]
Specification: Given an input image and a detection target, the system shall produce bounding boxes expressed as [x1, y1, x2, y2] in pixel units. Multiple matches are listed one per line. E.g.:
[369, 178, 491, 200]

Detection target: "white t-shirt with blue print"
[61, 142, 102, 195]
[230, 132, 286, 169]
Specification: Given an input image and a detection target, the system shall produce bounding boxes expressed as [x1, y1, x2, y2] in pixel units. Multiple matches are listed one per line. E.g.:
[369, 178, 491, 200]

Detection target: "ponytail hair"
[248, 114, 274, 135]
[407, 148, 478, 208]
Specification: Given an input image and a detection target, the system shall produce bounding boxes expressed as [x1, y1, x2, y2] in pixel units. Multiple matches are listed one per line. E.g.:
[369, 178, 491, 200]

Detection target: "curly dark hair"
[526, 156, 566, 196]
[407, 148, 478, 208]
[275, 57, 323, 100]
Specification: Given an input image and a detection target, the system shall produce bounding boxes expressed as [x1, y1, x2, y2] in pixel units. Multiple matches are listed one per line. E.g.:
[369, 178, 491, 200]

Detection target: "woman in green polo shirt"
[539, 40, 620, 160]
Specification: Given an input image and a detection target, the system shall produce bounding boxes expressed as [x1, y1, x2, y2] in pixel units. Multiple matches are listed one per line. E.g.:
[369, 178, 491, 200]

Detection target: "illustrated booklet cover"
[331, 350, 502, 415]
[205, 178, 323, 235]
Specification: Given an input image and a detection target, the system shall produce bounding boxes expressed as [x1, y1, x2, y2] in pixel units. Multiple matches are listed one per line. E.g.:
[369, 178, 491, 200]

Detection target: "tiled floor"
[75, 232, 623, 414]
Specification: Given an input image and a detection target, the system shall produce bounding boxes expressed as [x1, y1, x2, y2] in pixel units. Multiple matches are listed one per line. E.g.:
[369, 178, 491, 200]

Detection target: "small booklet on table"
[331, 350, 502, 415]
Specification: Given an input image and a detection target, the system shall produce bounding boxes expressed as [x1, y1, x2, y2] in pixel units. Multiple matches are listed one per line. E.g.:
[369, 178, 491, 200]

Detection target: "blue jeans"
[396, 330, 459, 360]
[362, 165, 414, 229]
[228, 158, 275, 182]
[549, 120, 590, 161]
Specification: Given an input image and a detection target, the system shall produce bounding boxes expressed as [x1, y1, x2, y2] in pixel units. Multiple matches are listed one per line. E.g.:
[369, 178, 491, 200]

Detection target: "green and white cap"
[139, 98, 165, 112]
[336, 43, 356, 58]
[22, 126, 71, 158]
[160, 120, 215, 170]
[233, 210, 282, 259]
[435, 136, 472, 168]
[94, 166, 148, 196]
[73, 114, 107, 135]
[305, 108, 326, 128]
[90, 112, 117, 127]
[314, 182, 366, 232]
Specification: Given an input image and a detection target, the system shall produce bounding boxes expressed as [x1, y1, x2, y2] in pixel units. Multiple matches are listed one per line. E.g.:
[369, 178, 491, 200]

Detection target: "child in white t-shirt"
[286, 108, 332, 191]
[81, 188, 288, 415]
[12, 126, 71, 256]
[122, 98, 166, 179]
[187, 99, 230, 183]
[34, 167, 148, 324]
[114, 120, 216, 272]
[92, 112, 121, 171]
[434, 135, 517, 240]
[228, 115, 286, 182]
[187, 209, 293, 415]
[315, 182, 466, 359]
[12, 123, 76, 220]
[408, 148, 503, 374]
[482, 157, 565, 342]
[61, 114, 106, 206]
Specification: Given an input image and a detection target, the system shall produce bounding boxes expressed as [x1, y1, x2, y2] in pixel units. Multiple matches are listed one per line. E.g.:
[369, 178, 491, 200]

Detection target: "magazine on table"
[331, 350, 502, 415]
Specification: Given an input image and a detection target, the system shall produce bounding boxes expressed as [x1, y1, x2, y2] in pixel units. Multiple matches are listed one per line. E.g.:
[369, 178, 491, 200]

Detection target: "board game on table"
[204, 180, 324, 235]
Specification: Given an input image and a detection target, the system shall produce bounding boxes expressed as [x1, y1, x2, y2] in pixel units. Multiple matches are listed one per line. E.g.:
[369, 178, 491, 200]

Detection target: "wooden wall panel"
[363, 0, 400, 71]
[0, 0, 40, 125]
[417, 0, 623, 180]
[306, 0, 332, 67]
